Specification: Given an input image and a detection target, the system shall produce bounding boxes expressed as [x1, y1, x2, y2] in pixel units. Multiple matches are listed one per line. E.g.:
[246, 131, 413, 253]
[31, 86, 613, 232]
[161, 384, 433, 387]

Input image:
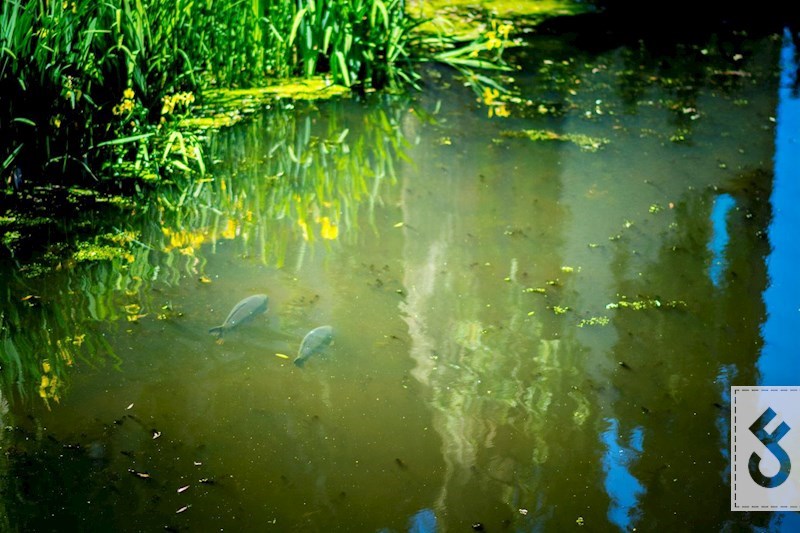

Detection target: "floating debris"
[577, 316, 610, 327]
[176, 505, 190, 514]
[177, 485, 190, 493]
[523, 287, 546, 294]
[129, 469, 151, 479]
[500, 129, 610, 152]
[606, 299, 687, 311]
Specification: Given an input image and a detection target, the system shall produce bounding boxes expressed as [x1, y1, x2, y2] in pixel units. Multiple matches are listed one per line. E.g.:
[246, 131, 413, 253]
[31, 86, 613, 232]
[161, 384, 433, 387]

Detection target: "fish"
[294, 325, 334, 368]
[209, 294, 268, 338]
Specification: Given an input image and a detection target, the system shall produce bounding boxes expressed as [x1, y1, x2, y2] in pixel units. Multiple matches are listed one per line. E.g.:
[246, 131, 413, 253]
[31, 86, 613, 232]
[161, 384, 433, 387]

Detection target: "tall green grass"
[1, 0, 507, 187]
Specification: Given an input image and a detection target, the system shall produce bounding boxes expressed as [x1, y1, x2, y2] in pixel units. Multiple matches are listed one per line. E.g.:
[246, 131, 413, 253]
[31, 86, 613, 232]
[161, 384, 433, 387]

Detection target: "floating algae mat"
[181, 78, 349, 131]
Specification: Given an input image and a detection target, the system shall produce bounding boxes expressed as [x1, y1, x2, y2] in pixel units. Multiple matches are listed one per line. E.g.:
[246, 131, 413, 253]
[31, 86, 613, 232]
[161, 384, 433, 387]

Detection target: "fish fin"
[293, 358, 305, 368]
[208, 326, 224, 337]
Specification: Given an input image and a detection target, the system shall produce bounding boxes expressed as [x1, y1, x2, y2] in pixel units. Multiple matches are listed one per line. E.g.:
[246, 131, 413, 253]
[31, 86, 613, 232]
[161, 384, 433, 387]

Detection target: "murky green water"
[2, 22, 799, 532]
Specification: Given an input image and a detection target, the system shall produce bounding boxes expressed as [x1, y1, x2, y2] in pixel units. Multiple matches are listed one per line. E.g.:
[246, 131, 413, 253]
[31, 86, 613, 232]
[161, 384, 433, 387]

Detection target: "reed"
[1, 0, 507, 187]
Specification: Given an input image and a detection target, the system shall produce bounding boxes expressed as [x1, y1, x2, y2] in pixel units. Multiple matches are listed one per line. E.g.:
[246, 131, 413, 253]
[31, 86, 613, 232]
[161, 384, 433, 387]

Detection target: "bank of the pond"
[0, 0, 526, 191]
[1, 0, 556, 269]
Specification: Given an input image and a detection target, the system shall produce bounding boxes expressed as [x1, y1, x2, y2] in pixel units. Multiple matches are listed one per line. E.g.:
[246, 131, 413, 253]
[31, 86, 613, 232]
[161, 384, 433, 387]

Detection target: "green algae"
[181, 78, 349, 131]
[500, 129, 610, 152]
[72, 232, 139, 263]
[408, 0, 592, 39]
[577, 316, 610, 327]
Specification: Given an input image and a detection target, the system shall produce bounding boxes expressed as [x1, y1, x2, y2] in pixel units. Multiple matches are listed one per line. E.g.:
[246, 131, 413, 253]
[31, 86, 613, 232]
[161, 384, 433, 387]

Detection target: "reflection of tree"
[604, 170, 772, 530]
[398, 85, 609, 527]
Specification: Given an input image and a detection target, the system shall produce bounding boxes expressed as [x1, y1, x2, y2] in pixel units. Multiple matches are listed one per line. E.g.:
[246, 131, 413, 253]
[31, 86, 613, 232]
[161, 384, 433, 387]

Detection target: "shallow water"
[1, 23, 799, 532]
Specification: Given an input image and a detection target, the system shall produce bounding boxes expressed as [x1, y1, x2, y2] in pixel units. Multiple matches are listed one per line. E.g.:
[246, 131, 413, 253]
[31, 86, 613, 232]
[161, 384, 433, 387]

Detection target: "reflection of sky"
[761, 28, 800, 533]
[601, 418, 645, 531]
[707, 193, 736, 287]
[759, 27, 800, 387]
[408, 508, 437, 533]
[715, 364, 737, 479]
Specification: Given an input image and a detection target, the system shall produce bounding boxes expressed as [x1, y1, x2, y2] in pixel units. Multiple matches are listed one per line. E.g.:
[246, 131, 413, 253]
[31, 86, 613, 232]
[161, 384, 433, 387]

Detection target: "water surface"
[1, 22, 797, 532]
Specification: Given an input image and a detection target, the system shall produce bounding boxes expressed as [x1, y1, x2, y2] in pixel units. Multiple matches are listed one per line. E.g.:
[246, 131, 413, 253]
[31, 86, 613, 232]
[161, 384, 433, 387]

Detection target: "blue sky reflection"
[708, 193, 736, 287]
[760, 27, 800, 533]
[601, 418, 645, 531]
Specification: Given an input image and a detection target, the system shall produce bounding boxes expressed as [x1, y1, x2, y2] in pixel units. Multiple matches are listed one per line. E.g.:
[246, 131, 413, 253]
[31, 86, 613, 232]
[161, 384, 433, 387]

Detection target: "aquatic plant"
[1, 0, 514, 189]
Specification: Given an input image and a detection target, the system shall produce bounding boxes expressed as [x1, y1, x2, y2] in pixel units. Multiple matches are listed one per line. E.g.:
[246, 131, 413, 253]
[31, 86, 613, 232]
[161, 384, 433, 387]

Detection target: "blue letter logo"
[748, 407, 792, 488]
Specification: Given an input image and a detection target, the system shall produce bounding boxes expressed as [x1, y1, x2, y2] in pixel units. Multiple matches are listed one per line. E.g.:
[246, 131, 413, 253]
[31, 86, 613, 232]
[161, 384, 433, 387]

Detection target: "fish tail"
[208, 326, 224, 337]
[293, 358, 305, 368]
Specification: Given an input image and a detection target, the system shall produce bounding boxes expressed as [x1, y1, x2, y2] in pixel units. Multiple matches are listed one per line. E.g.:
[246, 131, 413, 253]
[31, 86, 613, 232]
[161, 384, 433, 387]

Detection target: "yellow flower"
[221, 219, 237, 240]
[482, 87, 499, 105]
[39, 375, 50, 398]
[498, 23, 513, 39]
[320, 216, 339, 240]
[298, 219, 310, 241]
[495, 105, 511, 117]
[123, 87, 135, 100]
[42, 361, 52, 373]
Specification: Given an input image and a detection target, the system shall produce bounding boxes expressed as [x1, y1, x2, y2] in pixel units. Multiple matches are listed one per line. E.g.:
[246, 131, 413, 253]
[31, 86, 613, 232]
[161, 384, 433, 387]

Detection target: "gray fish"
[209, 294, 268, 338]
[294, 325, 334, 367]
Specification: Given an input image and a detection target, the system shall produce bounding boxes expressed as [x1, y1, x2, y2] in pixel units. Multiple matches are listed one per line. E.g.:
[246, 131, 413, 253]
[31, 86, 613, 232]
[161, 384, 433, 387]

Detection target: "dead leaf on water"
[126, 403, 134, 410]
[152, 431, 162, 439]
[176, 505, 190, 514]
[128, 469, 150, 479]
[177, 485, 190, 493]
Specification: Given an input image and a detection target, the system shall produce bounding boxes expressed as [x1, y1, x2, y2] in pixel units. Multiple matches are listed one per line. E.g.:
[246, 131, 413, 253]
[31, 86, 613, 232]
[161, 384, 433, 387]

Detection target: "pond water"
[1, 20, 799, 533]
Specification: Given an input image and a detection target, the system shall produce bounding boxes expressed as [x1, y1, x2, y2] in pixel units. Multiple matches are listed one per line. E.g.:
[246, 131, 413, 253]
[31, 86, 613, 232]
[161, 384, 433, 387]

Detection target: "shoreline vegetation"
[0, 0, 591, 260]
[0, 0, 573, 185]
[0, 0, 591, 408]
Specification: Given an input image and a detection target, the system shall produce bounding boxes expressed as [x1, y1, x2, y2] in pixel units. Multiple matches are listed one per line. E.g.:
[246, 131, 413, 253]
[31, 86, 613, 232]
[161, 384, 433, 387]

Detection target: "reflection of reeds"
[154, 100, 409, 266]
[0, 99, 409, 408]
